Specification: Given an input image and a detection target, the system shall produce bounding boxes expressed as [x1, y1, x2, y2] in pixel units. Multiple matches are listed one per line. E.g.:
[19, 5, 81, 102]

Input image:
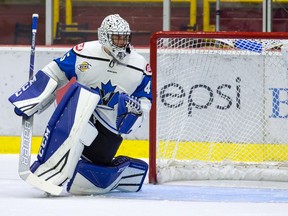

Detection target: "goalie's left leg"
[114, 156, 148, 192]
[67, 156, 148, 195]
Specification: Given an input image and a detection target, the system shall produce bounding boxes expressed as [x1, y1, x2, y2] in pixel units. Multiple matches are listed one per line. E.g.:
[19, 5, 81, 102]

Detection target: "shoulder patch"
[145, 63, 152, 75]
[75, 43, 85, 52]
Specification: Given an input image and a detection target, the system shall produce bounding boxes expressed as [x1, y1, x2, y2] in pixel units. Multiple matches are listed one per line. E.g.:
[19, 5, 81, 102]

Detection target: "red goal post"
[149, 31, 288, 184]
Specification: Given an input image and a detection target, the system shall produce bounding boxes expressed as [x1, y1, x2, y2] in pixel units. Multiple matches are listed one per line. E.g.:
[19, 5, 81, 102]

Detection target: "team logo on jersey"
[77, 61, 91, 72]
[93, 80, 119, 110]
[75, 43, 84, 51]
[145, 63, 152, 75]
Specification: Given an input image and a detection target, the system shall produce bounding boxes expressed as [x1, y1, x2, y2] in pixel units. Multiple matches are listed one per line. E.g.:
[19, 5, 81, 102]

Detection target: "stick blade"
[19, 170, 63, 196]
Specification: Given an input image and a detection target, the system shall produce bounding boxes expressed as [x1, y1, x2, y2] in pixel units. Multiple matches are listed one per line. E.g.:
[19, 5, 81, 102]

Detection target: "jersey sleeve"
[131, 73, 152, 102]
[131, 60, 152, 101]
[54, 49, 77, 80]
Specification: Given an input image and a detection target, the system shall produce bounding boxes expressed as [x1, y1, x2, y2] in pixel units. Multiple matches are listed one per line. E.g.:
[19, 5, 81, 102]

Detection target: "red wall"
[0, 3, 287, 46]
[0, 4, 46, 45]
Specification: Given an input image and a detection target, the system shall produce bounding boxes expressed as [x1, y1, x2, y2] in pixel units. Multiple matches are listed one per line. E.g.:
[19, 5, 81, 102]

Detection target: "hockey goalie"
[8, 14, 152, 195]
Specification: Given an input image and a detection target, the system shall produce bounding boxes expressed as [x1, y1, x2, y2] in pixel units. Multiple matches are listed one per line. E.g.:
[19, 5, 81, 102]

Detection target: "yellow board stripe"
[2, 136, 288, 162]
[159, 141, 288, 162]
[0, 136, 149, 158]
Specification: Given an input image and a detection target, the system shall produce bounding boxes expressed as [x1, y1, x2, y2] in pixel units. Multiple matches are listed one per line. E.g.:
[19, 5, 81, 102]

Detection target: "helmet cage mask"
[98, 14, 131, 61]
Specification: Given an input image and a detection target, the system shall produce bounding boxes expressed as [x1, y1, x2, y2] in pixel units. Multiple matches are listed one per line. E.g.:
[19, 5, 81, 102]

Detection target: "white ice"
[1, 154, 288, 216]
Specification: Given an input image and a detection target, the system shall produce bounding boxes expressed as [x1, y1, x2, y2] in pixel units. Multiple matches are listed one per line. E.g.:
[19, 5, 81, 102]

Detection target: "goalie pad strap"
[8, 70, 58, 117]
[30, 82, 100, 186]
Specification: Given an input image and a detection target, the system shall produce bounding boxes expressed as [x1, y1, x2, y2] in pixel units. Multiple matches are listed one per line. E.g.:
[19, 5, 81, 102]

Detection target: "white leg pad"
[30, 83, 100, 186]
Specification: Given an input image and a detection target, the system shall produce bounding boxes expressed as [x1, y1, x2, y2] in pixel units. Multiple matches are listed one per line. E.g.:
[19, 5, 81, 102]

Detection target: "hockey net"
[149, 31, 288, 184]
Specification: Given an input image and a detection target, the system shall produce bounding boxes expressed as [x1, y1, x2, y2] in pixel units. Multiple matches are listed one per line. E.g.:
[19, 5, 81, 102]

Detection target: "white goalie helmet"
[98, 14, 131, 61]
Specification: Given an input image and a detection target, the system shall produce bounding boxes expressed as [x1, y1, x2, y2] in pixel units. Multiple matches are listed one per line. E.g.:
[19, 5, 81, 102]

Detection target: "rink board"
[2, 136, 288, 162]
[0, 136, 149, 158]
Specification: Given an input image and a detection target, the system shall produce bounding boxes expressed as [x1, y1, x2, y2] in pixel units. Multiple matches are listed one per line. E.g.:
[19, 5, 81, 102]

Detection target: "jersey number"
[144, 81, 151, 94]
[60, 52, 70, 61]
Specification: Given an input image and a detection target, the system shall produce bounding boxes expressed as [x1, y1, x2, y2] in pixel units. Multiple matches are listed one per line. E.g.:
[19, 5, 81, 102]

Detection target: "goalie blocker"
[8, 70, 58, 117]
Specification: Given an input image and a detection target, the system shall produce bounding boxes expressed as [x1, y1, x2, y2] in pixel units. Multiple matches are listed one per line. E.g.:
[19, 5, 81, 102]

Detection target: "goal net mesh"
[149, 32, 288, 183]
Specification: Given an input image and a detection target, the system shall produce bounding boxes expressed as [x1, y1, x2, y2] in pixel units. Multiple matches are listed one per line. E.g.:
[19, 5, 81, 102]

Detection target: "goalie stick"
[18, 14, 62, 195]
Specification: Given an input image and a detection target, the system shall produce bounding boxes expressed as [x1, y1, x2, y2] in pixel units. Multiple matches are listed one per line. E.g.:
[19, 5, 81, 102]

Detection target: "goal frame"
[148, 31, 288, 184]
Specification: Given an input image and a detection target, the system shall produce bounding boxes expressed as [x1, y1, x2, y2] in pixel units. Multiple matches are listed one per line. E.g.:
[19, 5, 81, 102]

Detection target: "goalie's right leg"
[30, 82, 100, 186]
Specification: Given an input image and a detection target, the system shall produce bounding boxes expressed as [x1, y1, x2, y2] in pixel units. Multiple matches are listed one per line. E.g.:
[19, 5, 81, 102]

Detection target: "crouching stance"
[9, 78, 148, 194]
[8, 14, 152, 195]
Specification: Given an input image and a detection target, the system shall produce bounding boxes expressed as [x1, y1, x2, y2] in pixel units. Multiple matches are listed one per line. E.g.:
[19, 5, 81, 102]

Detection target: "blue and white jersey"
[43, 40, 152, 134]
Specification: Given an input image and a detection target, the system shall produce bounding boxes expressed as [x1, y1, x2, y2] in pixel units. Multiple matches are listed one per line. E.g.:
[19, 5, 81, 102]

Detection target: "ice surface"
[1, 155, 288, 216]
